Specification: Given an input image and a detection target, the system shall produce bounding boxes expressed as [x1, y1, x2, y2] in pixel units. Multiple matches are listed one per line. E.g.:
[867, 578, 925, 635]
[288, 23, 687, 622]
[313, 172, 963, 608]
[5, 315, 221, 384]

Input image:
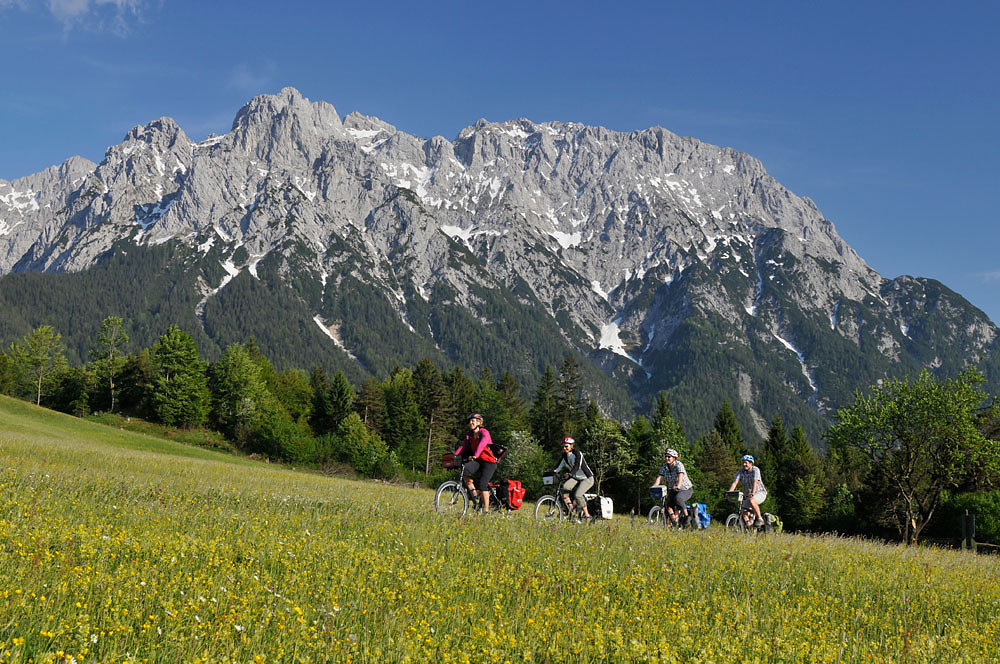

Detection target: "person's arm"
[653, 475, 663, 486]
[553, 456, 567, 474]
[675, 472, 686, 490]
[752, 468, 762, 494]
[728, 472, 739, 492]
[472, 435, 489, 459]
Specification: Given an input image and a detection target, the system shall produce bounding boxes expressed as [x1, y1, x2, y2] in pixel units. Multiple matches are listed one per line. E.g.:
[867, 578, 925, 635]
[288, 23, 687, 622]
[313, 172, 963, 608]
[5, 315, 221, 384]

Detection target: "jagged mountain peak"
[2, 89, 997, 440]
[232, 86, 342, 133]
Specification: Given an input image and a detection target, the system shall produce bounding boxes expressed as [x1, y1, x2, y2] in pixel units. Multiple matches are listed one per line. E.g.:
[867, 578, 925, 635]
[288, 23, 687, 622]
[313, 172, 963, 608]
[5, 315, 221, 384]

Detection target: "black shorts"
[463, 459, 497, 491]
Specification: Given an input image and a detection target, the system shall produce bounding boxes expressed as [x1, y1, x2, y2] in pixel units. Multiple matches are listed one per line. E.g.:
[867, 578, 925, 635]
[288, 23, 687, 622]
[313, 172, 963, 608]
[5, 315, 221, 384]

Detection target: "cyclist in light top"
[454, 413, 498, 512]
[552, 436, 593, 520]
[652, 448, 693, 526]
[728, 455, 767, 526]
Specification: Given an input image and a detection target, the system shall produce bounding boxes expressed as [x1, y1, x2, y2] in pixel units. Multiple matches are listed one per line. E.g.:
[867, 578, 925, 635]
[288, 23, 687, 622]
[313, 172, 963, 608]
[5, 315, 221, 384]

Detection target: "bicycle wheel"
[534, 495, 562, 521]
[648, 505, 666, 526]
[434, 481, 469, 517]
[725, 513, 743, 532]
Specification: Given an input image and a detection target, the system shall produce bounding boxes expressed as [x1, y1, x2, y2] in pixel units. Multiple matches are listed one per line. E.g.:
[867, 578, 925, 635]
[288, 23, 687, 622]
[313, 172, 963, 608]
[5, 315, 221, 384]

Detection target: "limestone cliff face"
[2, 88, 995, 433]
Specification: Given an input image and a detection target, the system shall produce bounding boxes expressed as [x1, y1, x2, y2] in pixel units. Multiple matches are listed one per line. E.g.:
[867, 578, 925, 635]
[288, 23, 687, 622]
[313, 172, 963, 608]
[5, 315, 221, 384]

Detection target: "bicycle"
[534, 472, 593, 522]
[434, 452, 514, 517]
[723, 490, 772, 533]
[647, 485, 696, 530]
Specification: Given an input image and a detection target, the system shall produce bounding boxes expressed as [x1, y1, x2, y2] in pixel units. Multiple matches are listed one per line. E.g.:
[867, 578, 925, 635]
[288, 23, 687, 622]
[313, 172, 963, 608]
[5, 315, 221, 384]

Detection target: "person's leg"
[478, 462, 497, 511]
[751, 490, 767, 523]
[674, 488, 693, 523]
[562, 478, 579, 513]
[575, 477, 594, 517]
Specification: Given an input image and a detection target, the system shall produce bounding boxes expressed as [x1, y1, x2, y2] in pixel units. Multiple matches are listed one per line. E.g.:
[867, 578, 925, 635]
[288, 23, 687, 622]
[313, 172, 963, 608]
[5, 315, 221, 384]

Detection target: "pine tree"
[556, 354, 585, 438]
[413, 358, 455, 474]
[209, 342, 271, 446]
[356, 377, 384, 432]
[692, 430, 737, 517]
[712, 401, 745, 458]
[444, 366, 476, 437]
[150, 325, 210, 428]
[496, 372, 526, 428]
[309, 366, 332, 435]
[381, 368, 425, 470]
[117, 349, 154, 417]
[529, 366, 561, 453]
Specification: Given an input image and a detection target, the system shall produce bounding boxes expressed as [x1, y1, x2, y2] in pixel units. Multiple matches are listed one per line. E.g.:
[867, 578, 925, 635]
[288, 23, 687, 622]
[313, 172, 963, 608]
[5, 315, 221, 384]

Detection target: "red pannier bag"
[507, 479, 526, 509]
[441, 453, 461, 469]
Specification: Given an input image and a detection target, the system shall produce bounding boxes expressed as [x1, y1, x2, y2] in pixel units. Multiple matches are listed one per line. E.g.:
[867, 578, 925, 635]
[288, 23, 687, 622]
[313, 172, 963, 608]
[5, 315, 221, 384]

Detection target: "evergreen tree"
[208, 342, 271, 446]
[473, 368, 518, 448]
[444, 366, 476, 437]
[760, 415, 790, 513]
[413, 358, 455, 474]
[529, 366, 561, 453]
[556, 353, 586, 438]
[48, 364, 96, 417]
[712, 401, 745, 457]
[496, 372, 526, 428]
[381, 368, 425, 470]
[309, 366, 332, 435]
[328, 370, 355, 430]
[0, 351, 15, 396]
[117, 349, 154, 417]
[356, 377, 384, 432]
[692, 429, 738, 518]
[90, 316, 129, 413]
[150, 325, 210, 428]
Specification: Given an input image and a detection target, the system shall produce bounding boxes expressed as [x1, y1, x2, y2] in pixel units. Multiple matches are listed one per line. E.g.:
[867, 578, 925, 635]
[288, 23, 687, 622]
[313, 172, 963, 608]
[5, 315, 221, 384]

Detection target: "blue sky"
[2, 1, 998, 323]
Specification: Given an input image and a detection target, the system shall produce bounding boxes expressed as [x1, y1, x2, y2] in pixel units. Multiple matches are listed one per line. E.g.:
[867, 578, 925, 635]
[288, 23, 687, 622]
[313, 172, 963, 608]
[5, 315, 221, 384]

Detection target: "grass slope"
[1, 396, 998, 663]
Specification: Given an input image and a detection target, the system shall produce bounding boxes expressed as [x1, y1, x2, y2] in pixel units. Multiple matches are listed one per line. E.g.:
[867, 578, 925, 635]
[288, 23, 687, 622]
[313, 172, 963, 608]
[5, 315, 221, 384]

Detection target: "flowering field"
[1, 397, 998, 663]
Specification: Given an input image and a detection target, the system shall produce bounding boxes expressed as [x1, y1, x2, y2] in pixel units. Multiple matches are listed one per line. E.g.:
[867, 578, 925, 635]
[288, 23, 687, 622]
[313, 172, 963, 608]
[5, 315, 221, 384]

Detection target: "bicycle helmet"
[562, 436, 575, 446]
[664, 448, 679, 458]
[742, 455, 755, 463]
[467, 413, 483, 422]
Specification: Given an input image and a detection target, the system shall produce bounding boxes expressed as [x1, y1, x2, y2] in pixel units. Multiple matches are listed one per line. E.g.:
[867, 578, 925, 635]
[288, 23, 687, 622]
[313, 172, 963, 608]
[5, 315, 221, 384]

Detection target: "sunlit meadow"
[1, 396, 998, 663]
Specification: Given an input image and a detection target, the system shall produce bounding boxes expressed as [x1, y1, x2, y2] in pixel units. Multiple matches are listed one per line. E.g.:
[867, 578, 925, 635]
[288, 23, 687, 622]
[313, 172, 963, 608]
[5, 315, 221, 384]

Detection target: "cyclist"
[552, 436, 593, 520]
[652, 448, 693, 526]
[728, 454, 767, 527]
[454, 413, 499, 512]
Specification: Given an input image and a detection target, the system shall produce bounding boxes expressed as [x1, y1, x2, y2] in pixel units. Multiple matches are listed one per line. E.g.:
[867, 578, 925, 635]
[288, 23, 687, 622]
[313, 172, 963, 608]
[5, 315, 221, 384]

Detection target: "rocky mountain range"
[2, 87, 997, 441]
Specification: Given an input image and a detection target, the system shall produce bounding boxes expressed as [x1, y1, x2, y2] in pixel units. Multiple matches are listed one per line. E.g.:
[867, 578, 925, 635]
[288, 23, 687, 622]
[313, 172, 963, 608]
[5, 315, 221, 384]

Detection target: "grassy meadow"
[1, 395, 998, 663]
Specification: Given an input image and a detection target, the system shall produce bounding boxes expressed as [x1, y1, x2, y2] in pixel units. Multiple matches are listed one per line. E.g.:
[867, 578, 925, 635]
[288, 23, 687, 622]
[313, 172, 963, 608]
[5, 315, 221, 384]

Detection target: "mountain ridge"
[2, 87, 996, 441]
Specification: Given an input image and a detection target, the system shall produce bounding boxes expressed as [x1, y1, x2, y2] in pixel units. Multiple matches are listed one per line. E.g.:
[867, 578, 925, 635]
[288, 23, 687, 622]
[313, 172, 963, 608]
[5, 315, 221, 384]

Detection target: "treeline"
[3, 318, 999, 545]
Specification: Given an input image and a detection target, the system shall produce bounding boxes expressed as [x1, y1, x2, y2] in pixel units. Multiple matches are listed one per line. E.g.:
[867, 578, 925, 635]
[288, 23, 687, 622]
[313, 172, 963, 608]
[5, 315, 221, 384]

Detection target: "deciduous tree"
[826, 368, 1000, 545]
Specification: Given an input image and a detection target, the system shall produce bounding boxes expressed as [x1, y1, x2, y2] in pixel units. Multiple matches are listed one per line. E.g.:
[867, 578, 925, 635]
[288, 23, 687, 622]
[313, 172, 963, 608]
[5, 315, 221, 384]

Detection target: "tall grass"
[1, 395, 997, 663]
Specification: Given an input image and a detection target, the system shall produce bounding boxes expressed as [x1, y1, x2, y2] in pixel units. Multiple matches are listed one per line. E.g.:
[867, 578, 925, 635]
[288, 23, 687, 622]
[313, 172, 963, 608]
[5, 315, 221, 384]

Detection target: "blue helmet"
[742, 455, 755, 463]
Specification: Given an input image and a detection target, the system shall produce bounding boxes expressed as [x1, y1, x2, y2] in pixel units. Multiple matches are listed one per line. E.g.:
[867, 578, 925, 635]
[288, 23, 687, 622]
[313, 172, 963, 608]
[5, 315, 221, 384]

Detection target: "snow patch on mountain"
[0, 220, 25, 236]
[774, 330, 817, 395]
[0, 189, 40, 213]
[549, 230, 582, 250]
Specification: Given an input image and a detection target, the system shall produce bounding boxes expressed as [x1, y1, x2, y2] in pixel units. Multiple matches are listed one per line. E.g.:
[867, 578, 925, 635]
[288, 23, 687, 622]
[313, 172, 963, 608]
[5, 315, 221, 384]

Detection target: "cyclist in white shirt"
[728, 454, 767, 526]
[652, 448, 693, 526]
